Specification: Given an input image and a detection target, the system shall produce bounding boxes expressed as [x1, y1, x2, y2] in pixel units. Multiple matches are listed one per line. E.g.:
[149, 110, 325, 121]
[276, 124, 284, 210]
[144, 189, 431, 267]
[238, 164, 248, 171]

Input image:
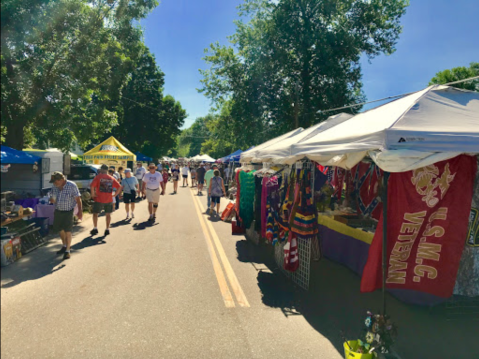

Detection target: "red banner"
[361, 155, 477, 297]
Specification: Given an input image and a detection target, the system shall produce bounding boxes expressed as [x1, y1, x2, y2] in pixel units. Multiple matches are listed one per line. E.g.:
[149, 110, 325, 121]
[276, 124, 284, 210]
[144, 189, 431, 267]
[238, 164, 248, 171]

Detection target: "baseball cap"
[49, 171, 65, 183]
[109, 166, 115, 169]
[124, 168, 131, 173]
[101, 164, 109, 171]
[212, 164, 218, 168]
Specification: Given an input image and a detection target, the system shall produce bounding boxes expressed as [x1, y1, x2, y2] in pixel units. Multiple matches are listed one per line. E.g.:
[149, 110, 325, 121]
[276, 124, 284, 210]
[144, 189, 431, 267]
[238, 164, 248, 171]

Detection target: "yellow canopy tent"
[83, 136, 136, 168]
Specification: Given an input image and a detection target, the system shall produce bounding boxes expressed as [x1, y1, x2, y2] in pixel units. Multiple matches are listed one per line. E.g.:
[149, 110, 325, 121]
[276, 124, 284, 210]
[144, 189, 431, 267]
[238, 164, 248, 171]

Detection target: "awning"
[1, 146, 41, 164]
[135, 151, 153, 163]
[83, 137, 136, 162]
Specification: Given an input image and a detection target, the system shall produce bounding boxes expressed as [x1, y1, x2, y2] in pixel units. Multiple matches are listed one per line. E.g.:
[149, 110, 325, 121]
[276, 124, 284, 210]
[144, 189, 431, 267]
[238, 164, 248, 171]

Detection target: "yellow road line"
[194, 194, 250, 308]
[189, 190, 235, 308]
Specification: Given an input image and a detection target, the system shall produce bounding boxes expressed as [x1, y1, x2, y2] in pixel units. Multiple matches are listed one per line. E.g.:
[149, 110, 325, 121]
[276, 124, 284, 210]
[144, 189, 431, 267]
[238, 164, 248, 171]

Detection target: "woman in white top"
[181, 165, 189, 187]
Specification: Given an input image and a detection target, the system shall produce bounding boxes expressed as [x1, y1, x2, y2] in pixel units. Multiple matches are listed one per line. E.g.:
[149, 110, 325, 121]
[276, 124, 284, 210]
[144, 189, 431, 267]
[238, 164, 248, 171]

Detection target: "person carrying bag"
[208, 169, 226, 217]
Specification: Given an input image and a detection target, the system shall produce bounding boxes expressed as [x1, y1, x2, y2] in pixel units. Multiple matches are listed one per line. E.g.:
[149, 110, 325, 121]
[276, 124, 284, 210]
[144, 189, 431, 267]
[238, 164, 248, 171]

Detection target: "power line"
[317, 76, 479, 115]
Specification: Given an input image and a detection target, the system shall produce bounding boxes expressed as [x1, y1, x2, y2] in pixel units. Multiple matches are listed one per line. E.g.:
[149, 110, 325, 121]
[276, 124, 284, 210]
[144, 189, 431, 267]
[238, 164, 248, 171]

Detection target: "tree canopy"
[199, 0, 409, 152]
[429, 62, 479, 92]
[1, 0, 157, 150]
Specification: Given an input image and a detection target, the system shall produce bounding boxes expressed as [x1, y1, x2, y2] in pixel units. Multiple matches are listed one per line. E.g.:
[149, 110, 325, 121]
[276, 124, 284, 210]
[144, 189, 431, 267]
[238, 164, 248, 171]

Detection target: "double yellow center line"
[190, 189, 250, 308]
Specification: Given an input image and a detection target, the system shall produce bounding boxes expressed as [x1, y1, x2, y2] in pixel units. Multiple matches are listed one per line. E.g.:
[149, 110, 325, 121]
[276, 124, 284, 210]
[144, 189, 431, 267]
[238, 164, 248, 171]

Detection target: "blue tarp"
[1, 146, 41, 164]
[231, 146, 254, 162]
[220, 149, 243, 163]
[135, 151, 153, 162]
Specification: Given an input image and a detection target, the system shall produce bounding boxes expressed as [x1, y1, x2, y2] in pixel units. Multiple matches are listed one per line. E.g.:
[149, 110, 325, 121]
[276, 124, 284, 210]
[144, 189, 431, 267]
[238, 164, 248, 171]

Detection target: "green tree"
[1, 0, 157, 150]
[429, 62, 479, 91]
[111, 47, 187, 160]
[177, 116, 211, 157]
[199, 0, 409, 147]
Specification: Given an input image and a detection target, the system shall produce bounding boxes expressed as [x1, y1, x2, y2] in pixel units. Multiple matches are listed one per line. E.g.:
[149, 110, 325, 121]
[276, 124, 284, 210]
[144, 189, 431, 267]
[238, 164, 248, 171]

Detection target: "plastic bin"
[25, 217, 50, 237]
[343, 341, 374, 359]
[1, 236, 22, 266]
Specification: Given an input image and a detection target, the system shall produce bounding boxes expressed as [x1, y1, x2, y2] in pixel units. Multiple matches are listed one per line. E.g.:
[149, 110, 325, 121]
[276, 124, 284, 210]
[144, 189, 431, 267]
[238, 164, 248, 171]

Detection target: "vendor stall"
[238, 85, 479, 307]
[1, 146, 43, 196]
[83, 136, 136, 169]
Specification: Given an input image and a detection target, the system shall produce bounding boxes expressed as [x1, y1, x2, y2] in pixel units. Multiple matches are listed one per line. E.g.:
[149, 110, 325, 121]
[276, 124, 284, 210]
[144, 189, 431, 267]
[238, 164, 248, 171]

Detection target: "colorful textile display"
[239, 170, 256, 229]
[349, 162, 383, 220]
[290, 168, 318, 239]
[284, 231, 299, 272]
[361, 155, 477, 298]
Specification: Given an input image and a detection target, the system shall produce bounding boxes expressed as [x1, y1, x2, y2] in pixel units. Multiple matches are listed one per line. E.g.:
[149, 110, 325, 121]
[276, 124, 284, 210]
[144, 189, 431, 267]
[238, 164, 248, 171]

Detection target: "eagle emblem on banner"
[411, 163, 456, 208]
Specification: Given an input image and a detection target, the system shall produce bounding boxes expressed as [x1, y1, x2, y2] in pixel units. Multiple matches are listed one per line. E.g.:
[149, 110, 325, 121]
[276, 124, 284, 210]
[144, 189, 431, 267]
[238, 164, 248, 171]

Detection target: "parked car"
[68, 164, 100, 191]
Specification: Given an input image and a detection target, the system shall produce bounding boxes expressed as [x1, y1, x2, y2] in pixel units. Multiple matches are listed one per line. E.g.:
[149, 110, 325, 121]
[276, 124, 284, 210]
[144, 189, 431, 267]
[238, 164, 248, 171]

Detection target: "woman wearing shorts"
[162, 168, 169, 193]
[190, 166, 197, 187]
[121, 168, 139, 219]
[208, 169, 226, 217]
[171, 167, 180, 194]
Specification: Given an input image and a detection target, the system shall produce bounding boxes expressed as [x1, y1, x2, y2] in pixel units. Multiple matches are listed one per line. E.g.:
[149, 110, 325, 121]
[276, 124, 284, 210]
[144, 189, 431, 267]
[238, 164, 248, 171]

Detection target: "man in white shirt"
[135, 162, 147, 200]
[142, 163, 164, 222]
[181, 164, 189, 187]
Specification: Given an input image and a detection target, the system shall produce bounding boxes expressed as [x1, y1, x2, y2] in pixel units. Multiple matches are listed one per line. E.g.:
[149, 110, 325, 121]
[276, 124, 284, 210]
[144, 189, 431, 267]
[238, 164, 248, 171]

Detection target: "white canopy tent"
[192, 154, 216, 163]
[249, 113, 354, 164]
[284, 85, 479, 172]
[240, 127, 305, 163]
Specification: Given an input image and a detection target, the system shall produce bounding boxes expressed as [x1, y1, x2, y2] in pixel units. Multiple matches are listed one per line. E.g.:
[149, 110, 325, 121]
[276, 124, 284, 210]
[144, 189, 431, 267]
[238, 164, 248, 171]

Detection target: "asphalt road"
[1, 182, 342, 359]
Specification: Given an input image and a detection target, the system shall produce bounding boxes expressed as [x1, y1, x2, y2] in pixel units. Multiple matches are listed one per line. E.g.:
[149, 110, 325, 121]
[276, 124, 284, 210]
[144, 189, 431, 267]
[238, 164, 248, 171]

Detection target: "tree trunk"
[5, 120, 25, 150]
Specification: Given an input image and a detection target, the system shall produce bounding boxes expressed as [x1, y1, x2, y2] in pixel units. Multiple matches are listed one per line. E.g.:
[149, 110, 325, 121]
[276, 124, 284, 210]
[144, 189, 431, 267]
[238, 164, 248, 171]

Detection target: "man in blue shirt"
[50, 171, 82, 260]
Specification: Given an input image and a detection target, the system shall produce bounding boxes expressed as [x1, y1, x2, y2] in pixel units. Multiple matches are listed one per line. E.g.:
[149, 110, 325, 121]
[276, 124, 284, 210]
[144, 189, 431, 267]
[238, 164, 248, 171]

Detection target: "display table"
[14, 198, 40, 209]
[33, 204, 79, 225]
[1, 212, 36, 227]
[318, 214, 374, 276]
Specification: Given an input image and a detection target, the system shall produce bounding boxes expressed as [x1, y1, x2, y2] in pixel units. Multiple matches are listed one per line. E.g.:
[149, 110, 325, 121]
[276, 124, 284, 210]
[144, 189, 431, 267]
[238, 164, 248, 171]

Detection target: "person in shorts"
[196, 163, 206, 196]
[109, 168, 120, 211]
[121, 168, 139, 219]
[181, 164, 189, 187]
[142, 163, 164, 222]
[50, 172, 82, 260]
[171, 166, 180, 194]
[90, 164, 122, 236]
[204, 164, 217, 213]
[190, 166, 197, 188]
[162, 168, 169, 193]
[208, 169, 226, 217]
[135, 162, 147, 200]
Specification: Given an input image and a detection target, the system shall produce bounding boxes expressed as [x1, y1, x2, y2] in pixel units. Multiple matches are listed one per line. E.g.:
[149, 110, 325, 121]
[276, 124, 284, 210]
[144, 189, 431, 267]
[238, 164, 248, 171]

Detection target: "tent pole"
[382, 171, 390, 315]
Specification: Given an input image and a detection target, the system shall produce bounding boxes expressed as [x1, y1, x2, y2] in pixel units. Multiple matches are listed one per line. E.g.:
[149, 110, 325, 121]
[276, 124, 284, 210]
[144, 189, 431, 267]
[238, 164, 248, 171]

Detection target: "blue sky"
[142, 0, 479, 128]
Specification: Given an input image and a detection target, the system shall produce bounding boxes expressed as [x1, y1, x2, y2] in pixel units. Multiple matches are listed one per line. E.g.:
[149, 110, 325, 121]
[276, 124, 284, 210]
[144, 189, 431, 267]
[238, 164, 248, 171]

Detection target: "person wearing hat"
[196, 163, 206, 196]
[90, 164, 122, 236]
[49, 171, 82, 260]
[141, 163, 164, 221]
[204, 164, 218, 212]
[121, 168, 139, 219]
[135, 161, 147, 200]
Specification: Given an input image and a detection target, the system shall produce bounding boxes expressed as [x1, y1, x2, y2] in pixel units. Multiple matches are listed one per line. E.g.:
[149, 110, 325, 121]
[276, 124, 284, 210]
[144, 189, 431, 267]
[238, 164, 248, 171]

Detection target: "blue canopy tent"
[230, 146, 254, 163]
[135, 151, 153, 163]
[1, 146, 43, 196]
[220, 149, 243, 163]
[1, 145, 41, 164]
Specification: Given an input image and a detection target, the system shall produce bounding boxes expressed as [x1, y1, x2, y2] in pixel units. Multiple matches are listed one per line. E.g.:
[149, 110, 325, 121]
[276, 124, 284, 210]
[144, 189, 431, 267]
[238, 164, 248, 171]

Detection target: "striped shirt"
[52, 180, 81, 211]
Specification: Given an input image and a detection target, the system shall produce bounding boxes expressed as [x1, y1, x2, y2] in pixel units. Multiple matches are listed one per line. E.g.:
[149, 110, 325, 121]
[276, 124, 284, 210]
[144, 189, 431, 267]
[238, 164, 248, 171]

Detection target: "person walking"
[49, 172, 82, 260]
[141, 163, 164, 222]
[118, 167, 124, 181]
[181, 164, 189, 187]
[162, 168, 169, 193]
[208, 169, 226, 217]
[196, 163, 206, 195]
[171, 166, 180, 194]
[135, 162, 147, 200]
[190, 166, 197, 188]
[204, 164, 217, 213]
[90, 164, 122, 236]
[109, 168, 120, 211]
[157, 162, 163, 172]
[121, 168, 139, 219]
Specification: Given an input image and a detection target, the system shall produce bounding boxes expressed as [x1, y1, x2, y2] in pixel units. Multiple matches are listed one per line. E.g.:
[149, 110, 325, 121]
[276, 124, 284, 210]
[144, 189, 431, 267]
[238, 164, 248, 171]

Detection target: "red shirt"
[90, 173, 121, 203]
[162, 172, 169, 181]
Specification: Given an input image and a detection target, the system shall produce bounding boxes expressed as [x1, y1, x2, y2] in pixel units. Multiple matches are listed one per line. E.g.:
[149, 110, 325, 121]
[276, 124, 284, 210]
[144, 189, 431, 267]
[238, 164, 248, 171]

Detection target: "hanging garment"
[239, 170, 256, 229]
[254, 176, 263, 231]
[290, 168, 318, 239]
[278, 170, 295, 231]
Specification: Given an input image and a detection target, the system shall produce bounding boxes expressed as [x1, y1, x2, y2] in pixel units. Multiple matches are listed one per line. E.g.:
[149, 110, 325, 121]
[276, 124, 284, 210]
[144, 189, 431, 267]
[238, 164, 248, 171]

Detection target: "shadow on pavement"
[133, 221, 158, 230]
[236, 238, 479, 359]
[110, 219, 132, 228]
[71, 235, 106, 250]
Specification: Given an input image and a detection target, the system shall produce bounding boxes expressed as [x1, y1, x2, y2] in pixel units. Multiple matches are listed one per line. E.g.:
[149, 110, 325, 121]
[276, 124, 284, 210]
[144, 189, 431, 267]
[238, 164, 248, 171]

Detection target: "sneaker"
[132, 213, 135, 218]
[90, 228, 98, 236]
[105, 229, 110, 236]
[63, 252, 71, 260]
[57, 247, 67, 255]
[126, 215, 130, 220]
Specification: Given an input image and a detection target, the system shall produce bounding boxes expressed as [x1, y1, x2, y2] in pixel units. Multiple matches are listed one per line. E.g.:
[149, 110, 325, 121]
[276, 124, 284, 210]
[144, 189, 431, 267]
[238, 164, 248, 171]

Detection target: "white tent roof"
[250, 113, 354, 164]
[287, 85, 479, 172]
[240, 127, 305, 162]
[193, 154, 216, 162]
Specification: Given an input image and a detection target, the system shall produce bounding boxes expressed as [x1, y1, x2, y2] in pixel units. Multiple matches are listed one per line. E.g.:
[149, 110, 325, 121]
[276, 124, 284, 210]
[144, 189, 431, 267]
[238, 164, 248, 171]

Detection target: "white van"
[69, 164, 100, 191]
